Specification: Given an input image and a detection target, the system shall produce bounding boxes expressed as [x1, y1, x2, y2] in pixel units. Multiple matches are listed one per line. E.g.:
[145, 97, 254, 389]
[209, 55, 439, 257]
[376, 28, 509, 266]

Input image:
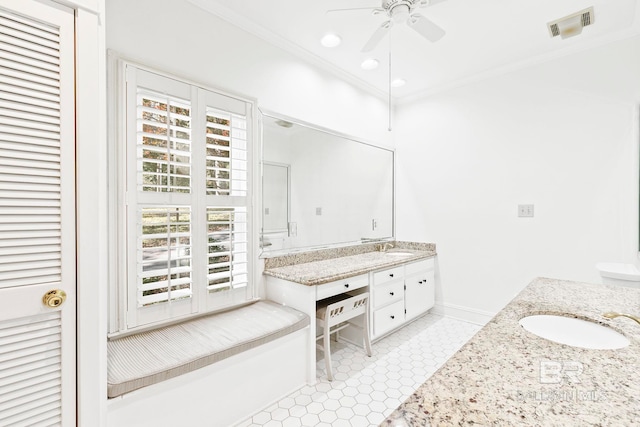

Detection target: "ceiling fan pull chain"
[388, 31, 392, 132]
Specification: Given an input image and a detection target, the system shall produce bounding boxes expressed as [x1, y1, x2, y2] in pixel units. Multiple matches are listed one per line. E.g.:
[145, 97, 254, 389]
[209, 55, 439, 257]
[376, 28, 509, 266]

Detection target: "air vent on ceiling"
[548, 7, 594, 39]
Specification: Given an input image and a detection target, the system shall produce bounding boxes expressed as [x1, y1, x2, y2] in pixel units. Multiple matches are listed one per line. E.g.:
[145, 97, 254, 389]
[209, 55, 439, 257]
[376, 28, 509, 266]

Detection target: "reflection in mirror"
[263, 162, 290, 235]
[261, 112, 394, 254]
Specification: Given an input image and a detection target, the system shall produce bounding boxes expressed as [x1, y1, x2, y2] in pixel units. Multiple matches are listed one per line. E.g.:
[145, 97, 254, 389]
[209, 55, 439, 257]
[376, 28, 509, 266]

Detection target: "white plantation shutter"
[0, 1, 75, 426]
[204, 103, 250, 310]
[205, 109, 247, 196]
[206, 207, 248, 307]
[138, 207, 192, 307]
[127, 69, 194, 327]
[125, 66, 253, 329]
[137, 89, 191, 193]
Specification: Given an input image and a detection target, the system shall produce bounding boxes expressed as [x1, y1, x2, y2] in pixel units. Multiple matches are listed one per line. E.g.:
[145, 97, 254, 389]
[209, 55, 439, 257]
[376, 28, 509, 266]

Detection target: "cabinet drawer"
[316, 275, 368, 300]
[374, 300, 405, 337]
[405, 258, 434, 276]
[373, 280, 404, 309]
[372, 266, 404, 286]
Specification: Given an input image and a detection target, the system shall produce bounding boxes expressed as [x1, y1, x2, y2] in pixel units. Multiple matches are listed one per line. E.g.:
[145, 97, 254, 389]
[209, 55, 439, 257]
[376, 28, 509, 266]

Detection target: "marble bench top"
[382, 277, 640, 426]
[263, 241, 436, 286]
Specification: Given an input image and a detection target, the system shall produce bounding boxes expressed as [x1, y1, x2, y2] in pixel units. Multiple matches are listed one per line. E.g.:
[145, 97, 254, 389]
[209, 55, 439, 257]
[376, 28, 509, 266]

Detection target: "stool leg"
[324, 325, 333, 381]
[363, 312, 372, 357]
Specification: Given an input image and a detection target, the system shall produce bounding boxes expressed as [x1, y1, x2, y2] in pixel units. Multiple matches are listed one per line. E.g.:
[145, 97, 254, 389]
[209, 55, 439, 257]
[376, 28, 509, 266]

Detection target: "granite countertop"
[383, 277, 640, 426]
[263, 241, 436, 286]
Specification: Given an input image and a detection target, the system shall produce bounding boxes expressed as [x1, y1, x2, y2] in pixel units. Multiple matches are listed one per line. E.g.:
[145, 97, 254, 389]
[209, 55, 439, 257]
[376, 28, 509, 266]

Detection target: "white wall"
[396, 36, 640, 318]
[105, 0, 390, 144]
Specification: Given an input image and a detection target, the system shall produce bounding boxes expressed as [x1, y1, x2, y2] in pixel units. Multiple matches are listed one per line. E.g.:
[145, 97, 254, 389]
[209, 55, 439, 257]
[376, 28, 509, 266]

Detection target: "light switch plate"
[518, 204, 534, 217]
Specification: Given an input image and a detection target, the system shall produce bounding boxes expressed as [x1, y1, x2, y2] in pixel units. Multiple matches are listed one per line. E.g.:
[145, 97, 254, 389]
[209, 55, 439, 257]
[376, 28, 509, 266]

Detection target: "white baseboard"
[431, 301, 496, 326]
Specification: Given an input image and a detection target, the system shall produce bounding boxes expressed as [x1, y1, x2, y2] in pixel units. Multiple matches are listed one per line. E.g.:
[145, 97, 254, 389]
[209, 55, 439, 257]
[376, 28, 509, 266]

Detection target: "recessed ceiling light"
[391, 78, 406, 88]
[360, 58, 379, 70]
[320, 33, 342, 48]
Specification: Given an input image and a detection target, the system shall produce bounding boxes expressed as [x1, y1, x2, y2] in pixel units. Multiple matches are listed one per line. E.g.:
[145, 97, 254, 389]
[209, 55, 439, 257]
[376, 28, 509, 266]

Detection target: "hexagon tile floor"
[235, 313, 481, 427]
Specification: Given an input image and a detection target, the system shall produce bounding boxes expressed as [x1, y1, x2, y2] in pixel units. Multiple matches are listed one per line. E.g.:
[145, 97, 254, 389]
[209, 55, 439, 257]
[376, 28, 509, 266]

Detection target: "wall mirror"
[260, 111, 395, 254]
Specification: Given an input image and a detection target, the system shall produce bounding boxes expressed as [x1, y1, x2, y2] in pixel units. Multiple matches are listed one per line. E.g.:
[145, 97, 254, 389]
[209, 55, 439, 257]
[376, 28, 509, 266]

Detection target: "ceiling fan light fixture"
[361, 58, 380, 70]
[391, 4, 411, 23]
[320, 33, 342, 48]
[391, 78, 406, 88]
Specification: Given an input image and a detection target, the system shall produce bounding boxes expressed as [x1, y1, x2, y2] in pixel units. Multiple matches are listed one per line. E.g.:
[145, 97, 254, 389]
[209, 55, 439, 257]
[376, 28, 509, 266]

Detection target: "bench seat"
[107, 300, 309, 398]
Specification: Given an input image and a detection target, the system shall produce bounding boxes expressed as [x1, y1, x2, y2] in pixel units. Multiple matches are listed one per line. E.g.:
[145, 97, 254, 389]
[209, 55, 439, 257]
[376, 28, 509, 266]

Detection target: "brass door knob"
[43, 289, 67, 308]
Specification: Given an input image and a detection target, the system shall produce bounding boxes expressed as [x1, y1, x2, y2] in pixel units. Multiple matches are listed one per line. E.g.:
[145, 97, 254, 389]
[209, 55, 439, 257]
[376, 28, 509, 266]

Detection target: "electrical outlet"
[288, 222, 297, 237]
[372, 218, 377, 230]
[264, 207, 270, 215]
[316, 207, 322, 216]
[518, 204, 534, 217]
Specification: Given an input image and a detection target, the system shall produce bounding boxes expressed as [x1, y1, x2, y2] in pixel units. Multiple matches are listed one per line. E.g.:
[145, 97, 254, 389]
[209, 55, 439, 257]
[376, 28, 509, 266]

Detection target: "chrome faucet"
[602, 312, 640, 325]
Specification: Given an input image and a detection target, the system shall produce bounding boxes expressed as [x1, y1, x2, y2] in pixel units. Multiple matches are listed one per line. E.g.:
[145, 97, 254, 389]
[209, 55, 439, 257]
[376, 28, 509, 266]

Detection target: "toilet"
[596, 262, 640, 289]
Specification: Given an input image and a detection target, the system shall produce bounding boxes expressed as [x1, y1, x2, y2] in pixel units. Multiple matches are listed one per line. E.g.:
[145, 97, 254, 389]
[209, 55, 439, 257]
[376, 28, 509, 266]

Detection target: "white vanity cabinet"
[370, 258, 435, 339]
[263, 252, 436, 382]
[404, 259, 435, 321]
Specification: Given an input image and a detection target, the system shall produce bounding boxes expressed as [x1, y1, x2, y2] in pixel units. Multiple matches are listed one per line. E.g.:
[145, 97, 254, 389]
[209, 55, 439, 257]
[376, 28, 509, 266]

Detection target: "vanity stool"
[315, 292, 372, 381]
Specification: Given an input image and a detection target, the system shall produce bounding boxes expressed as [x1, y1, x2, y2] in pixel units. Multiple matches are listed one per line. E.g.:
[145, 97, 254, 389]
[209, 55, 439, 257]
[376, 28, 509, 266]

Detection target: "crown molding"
[186, 0, 388, 101]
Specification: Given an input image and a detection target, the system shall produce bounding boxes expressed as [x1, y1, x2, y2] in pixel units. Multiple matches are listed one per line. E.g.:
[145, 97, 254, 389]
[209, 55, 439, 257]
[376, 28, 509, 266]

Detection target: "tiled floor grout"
[235, 313, 481, 427]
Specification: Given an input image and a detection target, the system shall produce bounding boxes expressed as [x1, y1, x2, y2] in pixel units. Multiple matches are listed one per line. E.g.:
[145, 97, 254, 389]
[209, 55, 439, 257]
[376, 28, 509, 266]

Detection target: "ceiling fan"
[328, 0, 447, 52]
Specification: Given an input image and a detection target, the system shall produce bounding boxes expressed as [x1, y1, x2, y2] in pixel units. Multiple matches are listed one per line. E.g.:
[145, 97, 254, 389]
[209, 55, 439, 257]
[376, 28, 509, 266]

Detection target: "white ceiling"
[188, 0, 640, 101]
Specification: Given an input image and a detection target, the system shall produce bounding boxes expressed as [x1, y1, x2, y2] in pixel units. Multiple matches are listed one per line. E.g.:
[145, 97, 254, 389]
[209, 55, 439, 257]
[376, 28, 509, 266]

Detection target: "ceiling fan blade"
[407, 13, 445, 42]
[361, 20, 392, 52]
[326, 7, 381, 14]
[418, 0, 447, 7]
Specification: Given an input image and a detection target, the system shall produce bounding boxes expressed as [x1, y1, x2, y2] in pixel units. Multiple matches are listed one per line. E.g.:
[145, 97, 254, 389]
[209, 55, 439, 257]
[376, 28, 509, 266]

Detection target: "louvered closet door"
[0, 1, 76, 426]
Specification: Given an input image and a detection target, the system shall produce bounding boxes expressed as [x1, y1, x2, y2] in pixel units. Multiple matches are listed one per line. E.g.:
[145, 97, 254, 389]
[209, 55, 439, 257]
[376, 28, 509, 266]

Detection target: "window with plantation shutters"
[123, 66, 253, 330]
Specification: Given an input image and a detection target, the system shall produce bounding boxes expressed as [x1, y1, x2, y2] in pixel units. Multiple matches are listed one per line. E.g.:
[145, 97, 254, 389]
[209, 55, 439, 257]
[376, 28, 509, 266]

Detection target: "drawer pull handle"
[344, 283, 349, 288]
[389, 292, 394, 296]
[418, 281, 423, 284]
[390, 315, 395, 319]
[389, 273, 394, 278]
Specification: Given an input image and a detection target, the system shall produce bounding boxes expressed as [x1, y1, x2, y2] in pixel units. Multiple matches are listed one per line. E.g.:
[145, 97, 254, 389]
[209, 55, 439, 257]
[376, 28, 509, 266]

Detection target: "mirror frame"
[259, 108, 396, 256]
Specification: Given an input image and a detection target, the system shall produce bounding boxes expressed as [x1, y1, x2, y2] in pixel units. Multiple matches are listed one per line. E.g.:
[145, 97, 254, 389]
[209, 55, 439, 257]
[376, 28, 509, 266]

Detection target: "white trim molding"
[75, 2, 107, 427]
[431, 301, 496, 326]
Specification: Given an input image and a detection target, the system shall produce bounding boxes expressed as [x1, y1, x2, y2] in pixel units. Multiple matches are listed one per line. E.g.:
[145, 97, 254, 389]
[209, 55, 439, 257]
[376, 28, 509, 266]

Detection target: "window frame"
[108, 57, 258, 335]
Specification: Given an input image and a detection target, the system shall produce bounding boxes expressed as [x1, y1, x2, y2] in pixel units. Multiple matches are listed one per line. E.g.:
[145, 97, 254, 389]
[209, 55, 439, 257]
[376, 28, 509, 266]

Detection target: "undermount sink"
[519, 314, 630, 350]
[384, 251, 413, 257]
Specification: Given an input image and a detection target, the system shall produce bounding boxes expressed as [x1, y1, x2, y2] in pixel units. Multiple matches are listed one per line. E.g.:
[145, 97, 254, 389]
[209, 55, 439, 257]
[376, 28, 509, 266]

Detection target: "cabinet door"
[405, 270, 435, 321]
[0, 1, 76, 425]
